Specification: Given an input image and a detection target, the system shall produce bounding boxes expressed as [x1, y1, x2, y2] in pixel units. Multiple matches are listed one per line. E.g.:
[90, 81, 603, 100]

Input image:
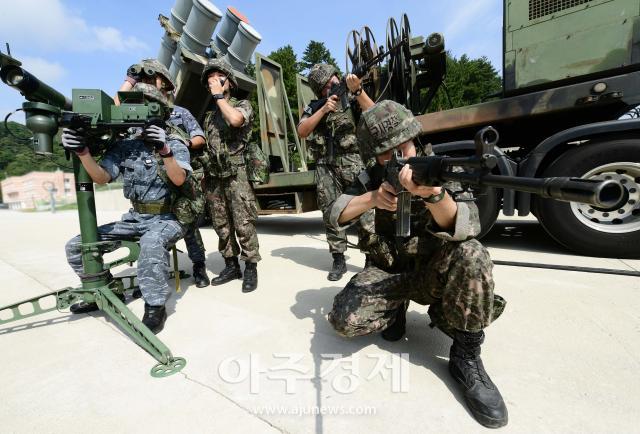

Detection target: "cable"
[4, 109, 31, 143]
[3, 109, 73, 171]
[442, 82, 454, 109]
[492, 260, 640, 277]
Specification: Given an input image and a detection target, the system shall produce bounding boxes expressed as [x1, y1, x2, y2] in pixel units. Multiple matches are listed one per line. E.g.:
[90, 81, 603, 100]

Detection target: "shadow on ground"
[290, 287, 474, 434]
[271, 246, 364, 273]
[481, 220, 570, 255]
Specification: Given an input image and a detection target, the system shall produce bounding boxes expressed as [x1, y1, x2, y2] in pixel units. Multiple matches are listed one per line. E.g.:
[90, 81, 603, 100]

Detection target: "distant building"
[1, 170, 75, 210]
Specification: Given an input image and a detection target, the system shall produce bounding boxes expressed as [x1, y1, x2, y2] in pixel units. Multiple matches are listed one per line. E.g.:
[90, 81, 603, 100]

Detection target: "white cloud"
[92, 26, 148, 52]
[0, 0, 148, 53]
[20, 57, 67, 83]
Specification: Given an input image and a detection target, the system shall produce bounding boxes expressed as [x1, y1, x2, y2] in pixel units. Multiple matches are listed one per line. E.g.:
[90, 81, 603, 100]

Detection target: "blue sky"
[0, 0, 503, 122]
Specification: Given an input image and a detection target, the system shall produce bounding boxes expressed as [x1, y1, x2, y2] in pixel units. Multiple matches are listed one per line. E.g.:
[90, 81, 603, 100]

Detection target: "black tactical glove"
[61, 128, 87, 154]
[144, 124, 169, 152]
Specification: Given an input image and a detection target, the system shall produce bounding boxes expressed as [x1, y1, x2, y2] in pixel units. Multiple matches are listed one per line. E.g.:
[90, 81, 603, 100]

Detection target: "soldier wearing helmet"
[297, 63, 376, 281]
[61, 82, 193, 334]
[116, 58, 211, 289]
[326, 100, 509, 429]
[200, 57, 261, 293]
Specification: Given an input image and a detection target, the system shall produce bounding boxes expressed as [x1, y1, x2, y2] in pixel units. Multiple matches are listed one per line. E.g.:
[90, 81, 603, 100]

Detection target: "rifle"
[308, 80, 351, 115]
[384, 127, 625, 237]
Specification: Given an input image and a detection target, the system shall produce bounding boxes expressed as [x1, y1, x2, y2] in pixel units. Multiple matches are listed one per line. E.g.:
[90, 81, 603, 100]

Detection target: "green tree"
[426, 53, 501, 112]
[0, 121, 72, 202]
[299, 40, 340, 74]
[267, 45, 301, 116]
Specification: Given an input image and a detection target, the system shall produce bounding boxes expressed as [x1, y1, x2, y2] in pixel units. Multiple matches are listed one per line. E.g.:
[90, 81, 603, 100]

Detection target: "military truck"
[403, 0, 640, 259]
[157, 0, 639, 258]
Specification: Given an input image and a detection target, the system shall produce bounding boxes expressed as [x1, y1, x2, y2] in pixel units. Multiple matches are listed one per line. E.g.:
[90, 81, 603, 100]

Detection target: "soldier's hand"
[346, 74, 362, 93]
[322, 95, 339, 114]
[208, 77, 225, 95]
[371, 181, 398, 211]
[61, 128, 88, 154]
[144, 124, 167, 151]
[399, 164, 442, 198]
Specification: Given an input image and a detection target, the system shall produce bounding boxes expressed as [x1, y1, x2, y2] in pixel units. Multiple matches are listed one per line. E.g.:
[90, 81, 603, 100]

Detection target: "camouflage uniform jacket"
[168, 105, 206, 170]
[204, 97, 253, 155]
[302, 103, 362, 167]
[328, 146, 481, 273]
[100, 136, 192, 204]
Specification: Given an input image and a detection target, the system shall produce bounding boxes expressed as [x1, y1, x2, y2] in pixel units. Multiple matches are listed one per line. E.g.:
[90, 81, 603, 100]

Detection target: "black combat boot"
[192, 261, 210, 287]
[381, 302, 407, 341]
[242, 262, 258, 293]
[327, 253, 347, 281]
[211, 257, 242, 286]
[142, 304, 167, 334]
[449, 330, 508, 428]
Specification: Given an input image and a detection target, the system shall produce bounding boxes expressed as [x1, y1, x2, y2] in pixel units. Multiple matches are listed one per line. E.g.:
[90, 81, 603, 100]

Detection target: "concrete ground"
[0, 202, 639, 434]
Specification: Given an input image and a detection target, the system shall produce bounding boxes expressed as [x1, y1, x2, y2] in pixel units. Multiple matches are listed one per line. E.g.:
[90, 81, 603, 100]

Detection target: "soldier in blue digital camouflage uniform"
[117, 58, 210, 287]
[62, 83, 192, 334]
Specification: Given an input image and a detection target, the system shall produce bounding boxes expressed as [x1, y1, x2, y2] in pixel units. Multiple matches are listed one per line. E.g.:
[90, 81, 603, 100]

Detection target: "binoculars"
[127, 64, 159, 80]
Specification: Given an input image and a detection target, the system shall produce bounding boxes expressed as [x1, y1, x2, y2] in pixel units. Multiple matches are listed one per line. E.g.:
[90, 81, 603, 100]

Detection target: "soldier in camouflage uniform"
[326, 100, 508, 428]
[117, 58, 210, 288]
[200, 58, 260, 293]
[297, 63, 375, 281]
[62, 83, 192, 334]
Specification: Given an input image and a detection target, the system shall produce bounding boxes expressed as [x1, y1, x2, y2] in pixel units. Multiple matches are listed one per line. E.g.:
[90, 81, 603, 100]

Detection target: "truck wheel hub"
[571, 162, 640, 234]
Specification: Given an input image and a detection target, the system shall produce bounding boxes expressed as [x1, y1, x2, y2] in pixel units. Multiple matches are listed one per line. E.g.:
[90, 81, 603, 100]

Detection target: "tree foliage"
[267, 45, 301, 117]
[299, 40, 340, 74]
[427, 53, 502, 112]
[0, 122, 71, 201]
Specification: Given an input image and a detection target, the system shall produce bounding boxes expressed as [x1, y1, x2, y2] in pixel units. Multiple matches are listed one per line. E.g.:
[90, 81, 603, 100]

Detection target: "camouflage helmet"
[308, 63, 338, 97]
[132, 82, 172, 109]
[357, 100, 422, 155]
[140, 58, 175, 91]
[200, 57, 238, 89]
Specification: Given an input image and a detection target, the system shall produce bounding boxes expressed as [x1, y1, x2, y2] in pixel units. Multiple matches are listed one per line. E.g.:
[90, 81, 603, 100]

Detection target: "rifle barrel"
[442, 172, 624, 209]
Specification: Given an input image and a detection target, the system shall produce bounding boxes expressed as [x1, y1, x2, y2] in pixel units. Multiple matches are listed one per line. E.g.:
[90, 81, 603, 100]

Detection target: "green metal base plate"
[150, 357, 187, 377]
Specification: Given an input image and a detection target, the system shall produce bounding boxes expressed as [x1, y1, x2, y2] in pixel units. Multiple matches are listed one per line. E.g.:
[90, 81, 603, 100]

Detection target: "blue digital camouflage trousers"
[65, 211, 185, 306]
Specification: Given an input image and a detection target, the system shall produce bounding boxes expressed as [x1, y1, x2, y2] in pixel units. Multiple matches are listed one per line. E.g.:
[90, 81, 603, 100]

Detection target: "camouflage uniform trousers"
[182, 171, 207, 264]
[65, 211, 186, 306]
[316, 160, 374, 254]
[328, 239, 506, 337]
[205, 165, 261, 262]
[183, 221, 206, 264]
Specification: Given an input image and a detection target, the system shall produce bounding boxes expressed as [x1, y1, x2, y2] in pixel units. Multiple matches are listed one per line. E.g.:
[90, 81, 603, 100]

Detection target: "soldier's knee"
[65, 235, 81, 256]
[450, 239, 492, 269]
[328, 310, 364, 338]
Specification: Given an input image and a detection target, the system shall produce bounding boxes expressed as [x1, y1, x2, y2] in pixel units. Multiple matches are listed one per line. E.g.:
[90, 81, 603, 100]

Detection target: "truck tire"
[534, 139, 640, 258]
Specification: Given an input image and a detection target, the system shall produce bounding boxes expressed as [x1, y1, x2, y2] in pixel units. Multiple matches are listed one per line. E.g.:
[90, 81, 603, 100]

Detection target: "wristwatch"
[424, 189, 446, 204]
[212, 93, 225, 100]
[159, 149, 174, 158]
